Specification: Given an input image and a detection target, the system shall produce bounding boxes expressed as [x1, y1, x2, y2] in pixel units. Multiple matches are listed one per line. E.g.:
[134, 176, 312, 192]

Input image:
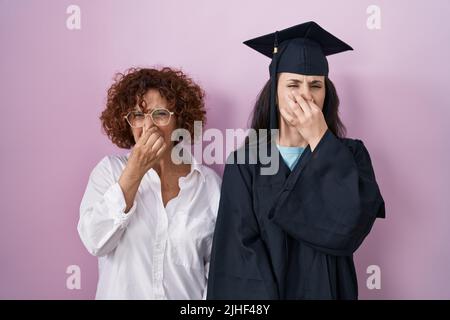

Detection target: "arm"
[270, 130, 385, 256]
[78, 156, 138, 257]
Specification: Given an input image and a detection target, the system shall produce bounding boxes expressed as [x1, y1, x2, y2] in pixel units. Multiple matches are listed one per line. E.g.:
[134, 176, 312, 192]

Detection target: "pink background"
[1, 0, 450, 299]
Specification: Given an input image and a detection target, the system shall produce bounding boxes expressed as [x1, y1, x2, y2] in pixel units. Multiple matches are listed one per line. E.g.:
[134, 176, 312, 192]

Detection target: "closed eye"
[287, 84, 322, 89]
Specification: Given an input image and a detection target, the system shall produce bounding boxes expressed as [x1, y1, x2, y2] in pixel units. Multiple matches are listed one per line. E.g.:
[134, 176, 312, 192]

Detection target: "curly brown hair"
[100, 67, 206, 149]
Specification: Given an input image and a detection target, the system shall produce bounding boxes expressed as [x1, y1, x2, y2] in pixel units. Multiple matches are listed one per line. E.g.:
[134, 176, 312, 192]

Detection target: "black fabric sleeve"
[270, 129, 385, 256]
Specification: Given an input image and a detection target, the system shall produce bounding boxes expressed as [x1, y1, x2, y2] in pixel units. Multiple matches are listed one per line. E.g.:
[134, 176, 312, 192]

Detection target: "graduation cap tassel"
[273, 31, 279, 54]
[269, 31, 280, 133]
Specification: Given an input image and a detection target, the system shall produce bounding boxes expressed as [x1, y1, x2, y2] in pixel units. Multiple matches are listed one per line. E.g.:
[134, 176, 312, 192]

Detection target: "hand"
[125, 125, 167, 179]
[118, 125, 167, 213]
[280, 91, 328, 151]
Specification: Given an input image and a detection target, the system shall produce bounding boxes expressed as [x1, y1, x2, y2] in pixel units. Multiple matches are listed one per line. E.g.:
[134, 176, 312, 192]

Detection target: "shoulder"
[219, 147, 257, 189]
[339, 136, 364, 150]
[338, 135, 372, 162]
[104, 154, 129, 171]
[196, 164, 222, 219]
[225, 143, 259, 168]
[89, 154, 128, 179]
[197, 164, 222, 190]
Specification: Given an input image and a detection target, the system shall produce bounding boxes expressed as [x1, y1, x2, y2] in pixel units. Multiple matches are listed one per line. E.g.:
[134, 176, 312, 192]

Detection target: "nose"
[143, 114, 155, 128]
[140, 115, 156, 136]
[299, 83, 313, 101]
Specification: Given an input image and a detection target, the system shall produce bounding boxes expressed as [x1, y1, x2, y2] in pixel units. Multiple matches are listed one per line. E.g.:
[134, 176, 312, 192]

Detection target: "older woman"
[78, 67, 221, 300]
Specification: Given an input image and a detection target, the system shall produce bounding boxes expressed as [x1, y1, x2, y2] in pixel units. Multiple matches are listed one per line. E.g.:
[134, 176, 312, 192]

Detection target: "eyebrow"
[135, 107, 156, 113]
[287, 79, 323, 84]
[135, 100, 156, 112]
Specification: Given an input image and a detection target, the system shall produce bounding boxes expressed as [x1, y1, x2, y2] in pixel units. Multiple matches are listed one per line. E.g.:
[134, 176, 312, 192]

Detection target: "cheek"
[159, 119, 177, 141]
[277, 88, 290, 109]
[131, 128, 142, 142]
[277, 85, 288, 100]
[313, 90, 326, 109]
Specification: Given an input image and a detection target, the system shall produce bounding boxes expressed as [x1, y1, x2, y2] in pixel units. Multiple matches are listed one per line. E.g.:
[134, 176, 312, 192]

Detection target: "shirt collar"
[183, 145, 206, 183]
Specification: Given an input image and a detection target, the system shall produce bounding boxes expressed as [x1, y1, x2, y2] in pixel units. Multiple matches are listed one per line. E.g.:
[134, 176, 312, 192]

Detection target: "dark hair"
[249, 77, 346, 139]
[100, 67, 206, 149]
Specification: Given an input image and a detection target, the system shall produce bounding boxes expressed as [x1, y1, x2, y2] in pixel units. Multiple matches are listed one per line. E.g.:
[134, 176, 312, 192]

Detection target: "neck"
[153, 145, 190, 177]
[277, 118, 308, 147]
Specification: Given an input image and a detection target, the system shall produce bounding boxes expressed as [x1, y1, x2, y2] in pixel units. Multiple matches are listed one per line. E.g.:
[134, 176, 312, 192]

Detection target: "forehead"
[279, 72, 324, 82]
[141, 89, 167, 105]
[135, 89, 169, 111]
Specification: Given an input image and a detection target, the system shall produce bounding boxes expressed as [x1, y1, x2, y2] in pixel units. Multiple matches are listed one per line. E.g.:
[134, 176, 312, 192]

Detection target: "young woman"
[78, 67, 221, 299]
[207, 21, 385, 300]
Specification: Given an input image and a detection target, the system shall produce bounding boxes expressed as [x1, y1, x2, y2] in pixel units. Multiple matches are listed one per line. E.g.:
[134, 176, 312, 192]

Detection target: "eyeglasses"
[124, 108, 174, 128]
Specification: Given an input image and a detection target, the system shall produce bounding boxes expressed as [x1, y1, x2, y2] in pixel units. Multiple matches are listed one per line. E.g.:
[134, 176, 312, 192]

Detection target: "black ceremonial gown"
[207, 129, 385, 299]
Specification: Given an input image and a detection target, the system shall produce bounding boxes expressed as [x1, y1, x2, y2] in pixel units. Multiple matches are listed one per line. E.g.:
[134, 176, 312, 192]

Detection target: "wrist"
[122, 165, 145, 184]
[308, 128, 328, 151]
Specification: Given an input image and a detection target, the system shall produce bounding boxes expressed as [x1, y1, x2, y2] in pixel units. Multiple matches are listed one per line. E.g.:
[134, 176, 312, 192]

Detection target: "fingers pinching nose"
[290, 91, 298, 103]
[143, 123, 147, 135]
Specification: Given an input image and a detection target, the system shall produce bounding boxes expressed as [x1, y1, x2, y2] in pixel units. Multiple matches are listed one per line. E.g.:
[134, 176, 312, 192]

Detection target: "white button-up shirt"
[78, 151, 221, 300]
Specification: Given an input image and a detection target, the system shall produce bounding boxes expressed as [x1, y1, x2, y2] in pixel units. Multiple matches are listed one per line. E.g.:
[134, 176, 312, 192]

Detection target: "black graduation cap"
[243, 21, 353, 130]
